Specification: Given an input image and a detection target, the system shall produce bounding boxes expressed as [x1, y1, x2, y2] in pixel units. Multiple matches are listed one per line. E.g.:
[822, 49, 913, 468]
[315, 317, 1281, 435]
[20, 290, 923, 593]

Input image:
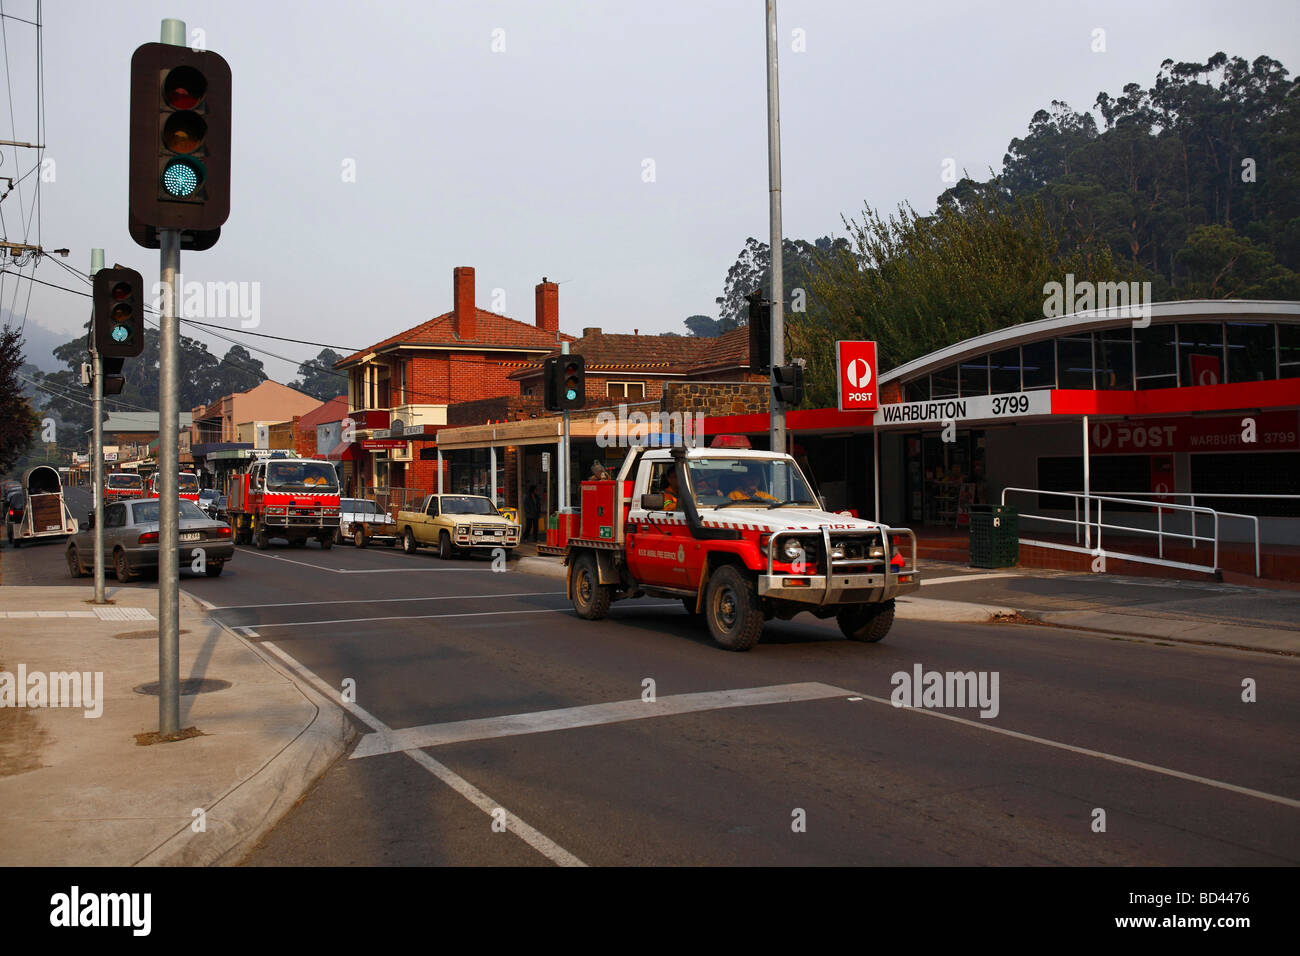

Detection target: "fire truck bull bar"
[757, 526, 919, 606]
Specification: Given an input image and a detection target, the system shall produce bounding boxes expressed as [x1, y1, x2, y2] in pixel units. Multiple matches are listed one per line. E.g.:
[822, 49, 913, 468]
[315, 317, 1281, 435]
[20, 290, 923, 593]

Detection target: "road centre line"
[351, 682, 851, 758]
[208, 591, 563, 611]
[236, 549, 490, 573]
[247, 630, 585, 867]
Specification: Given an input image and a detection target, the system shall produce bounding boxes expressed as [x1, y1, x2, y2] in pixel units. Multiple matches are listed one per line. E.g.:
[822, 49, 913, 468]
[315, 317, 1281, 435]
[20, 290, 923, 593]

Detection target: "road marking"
[237, 549, 490, 573]
[352, 683, 850, 758]
[248, 607, 570, 630]
[207, 591, 562, 611]
[922, 572, 1023, 586]
[251, 637, 584, 867]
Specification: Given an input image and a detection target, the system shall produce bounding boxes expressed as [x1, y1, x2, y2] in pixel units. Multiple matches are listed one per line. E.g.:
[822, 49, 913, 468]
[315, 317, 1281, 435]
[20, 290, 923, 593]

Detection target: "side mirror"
[641, 493, 664, 511]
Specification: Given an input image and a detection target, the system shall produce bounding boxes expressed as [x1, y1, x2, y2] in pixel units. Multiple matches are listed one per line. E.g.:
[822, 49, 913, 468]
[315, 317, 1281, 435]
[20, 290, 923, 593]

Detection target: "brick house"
[334, 266, 575, 496]
[292, 395, 349, 459]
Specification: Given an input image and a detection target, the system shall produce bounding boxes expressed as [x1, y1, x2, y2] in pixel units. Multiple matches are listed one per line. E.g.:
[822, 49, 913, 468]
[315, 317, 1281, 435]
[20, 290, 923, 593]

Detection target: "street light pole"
[766, 0, 785, 455]
[90, 248, 106, 604]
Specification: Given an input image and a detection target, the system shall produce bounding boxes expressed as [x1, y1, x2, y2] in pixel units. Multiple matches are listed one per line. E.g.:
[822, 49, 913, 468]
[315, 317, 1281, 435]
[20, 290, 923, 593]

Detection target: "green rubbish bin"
[969, 505, 1019, 569]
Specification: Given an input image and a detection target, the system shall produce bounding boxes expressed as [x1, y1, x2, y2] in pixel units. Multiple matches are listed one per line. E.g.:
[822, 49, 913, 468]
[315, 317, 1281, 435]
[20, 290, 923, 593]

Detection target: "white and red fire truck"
[147, 471, 201, 502]
[102, 471, 144, 501]
[226, 456, 340, 550]
[564, 437, 917, 651]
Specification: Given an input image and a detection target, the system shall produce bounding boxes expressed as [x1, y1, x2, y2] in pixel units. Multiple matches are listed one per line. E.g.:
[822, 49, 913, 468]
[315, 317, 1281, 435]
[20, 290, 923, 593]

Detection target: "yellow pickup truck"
[396, 494, 520, 559]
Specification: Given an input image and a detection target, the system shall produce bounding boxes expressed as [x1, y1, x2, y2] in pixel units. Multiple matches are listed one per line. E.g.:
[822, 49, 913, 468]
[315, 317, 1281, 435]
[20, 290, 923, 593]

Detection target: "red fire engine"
[564, 438, 917, 651]
[226, 456, 340, 549]
[102, 471, 144, 501]
[147, 471, 201, 502]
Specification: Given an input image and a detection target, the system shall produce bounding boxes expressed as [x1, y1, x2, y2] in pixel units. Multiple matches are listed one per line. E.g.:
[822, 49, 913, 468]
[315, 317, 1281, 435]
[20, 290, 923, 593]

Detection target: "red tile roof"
[336, 310, 575, 368]
[295, 395, 349, 429]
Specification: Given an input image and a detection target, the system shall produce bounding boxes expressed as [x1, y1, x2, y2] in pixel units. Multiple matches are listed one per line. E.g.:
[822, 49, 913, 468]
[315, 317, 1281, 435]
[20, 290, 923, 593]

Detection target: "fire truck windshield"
[107, 474, 142, 490]
[264, 461, 339, 492]
[688, 457, 817, 509]
[178, 474, 199, 493]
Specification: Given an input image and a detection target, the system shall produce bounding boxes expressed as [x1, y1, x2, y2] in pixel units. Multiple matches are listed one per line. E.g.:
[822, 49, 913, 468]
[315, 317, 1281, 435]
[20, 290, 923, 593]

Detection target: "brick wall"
[660, 382, 768, 416]
[447, 394, 545, 426]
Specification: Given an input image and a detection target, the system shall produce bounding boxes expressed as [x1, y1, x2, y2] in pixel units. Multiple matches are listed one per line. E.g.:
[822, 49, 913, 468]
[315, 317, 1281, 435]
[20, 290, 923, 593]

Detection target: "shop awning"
[327, 441, 360, 461]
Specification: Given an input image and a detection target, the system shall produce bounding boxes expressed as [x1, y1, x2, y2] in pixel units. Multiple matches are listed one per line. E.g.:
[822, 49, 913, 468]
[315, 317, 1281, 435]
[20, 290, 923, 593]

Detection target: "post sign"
[1088, 411, 1299, 454]
[836, 341, 878, 411]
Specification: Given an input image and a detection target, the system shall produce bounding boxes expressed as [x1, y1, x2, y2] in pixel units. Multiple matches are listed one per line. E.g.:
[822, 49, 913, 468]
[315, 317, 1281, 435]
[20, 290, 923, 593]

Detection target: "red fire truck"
[147, 471, 201, 502]
[564, 438, 917, 651]
[226, 456, 340, 549]
[102, 471, 144, 501]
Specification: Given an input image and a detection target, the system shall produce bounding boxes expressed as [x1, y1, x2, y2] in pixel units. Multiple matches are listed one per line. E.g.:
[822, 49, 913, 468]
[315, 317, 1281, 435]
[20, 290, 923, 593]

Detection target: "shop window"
[1096, 329, 1133, 390]
[1225, 322, 1276, 383]
[1179, 323, 1225, 387]
[1021, 340, 1055, 389]
[1192, 452, 1300, 516]
[1279, 324, 1300, 378]
[1135, 324, 1177, 389]
[1057, 334, 1094, 389]
[903, 377, 930, 403]
[959, 356, 989, 397]
[990, 348, 1021, 394]
[931, 364, 959, 399]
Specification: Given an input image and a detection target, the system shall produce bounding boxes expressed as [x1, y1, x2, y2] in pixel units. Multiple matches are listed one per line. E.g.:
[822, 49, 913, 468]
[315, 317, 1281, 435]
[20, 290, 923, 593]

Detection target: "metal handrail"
[1001, 487, 1261, 576]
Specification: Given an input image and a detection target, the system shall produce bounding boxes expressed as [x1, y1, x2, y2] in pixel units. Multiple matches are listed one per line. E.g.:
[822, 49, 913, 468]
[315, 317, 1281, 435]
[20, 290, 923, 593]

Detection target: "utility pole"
[90, 248, 106, 604]
[559, 341, 570, 513]
[765, 0, 786, 456]
[156, 17, 185, 737]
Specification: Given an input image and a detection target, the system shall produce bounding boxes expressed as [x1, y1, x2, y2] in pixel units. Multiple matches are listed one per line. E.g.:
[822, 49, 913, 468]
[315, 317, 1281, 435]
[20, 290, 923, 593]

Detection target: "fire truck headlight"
[782, 539, 805, 561]
[830, 546, 845, 560]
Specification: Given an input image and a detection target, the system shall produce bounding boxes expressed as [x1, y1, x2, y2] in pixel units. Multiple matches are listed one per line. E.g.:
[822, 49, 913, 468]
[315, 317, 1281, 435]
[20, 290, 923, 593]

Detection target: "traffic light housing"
[100, 357, 126, 396]
[747, 290, 770, 373]
[129, 42, 231, 237]
[773, 363, 804, 407]
[93, 266, 146, 359]
[544, 355, 586, 411]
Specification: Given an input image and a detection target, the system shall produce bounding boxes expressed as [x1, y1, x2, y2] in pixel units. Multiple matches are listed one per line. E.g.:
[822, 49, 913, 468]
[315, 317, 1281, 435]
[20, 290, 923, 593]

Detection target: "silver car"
[336, 497, 398, 548]
[66, 498, 236, 581]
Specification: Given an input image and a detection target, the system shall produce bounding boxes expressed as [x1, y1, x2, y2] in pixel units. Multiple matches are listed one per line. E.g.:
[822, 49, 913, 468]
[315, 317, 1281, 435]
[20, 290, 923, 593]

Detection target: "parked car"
[197, 489, 228, 520]
[337, 497, 398, 547]
[395, 493, 520, 558]
[66, 497, 234, 581]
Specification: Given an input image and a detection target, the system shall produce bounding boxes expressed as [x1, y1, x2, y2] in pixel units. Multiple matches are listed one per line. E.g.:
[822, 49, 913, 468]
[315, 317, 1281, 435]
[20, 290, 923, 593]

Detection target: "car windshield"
[440, 496, 497, 516]
[686, 457, 817, 508]
[107, 474, 142, 489]
[264, 461, 339, 492]
[133, 500, 209, 524]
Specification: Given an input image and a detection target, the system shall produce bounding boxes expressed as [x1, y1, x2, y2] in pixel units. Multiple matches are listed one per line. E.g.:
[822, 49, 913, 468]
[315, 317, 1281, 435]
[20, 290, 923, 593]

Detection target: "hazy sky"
[3, 0, 1298, 380]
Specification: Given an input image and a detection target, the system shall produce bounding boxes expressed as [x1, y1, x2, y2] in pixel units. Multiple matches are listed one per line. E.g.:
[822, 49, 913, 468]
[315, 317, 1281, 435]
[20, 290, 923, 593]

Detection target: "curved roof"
[880, 299, 1300, 385]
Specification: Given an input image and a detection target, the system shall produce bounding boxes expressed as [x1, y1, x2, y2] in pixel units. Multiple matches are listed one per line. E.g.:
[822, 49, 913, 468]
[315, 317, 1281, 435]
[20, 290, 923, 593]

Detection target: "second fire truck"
[226, 456, 340, 550]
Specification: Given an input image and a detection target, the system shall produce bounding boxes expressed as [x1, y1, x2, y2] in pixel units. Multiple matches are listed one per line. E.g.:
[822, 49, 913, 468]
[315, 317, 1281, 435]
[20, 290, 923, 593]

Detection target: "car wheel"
[113, 548, 136, 583]
[438, 531, 452, 560]
[319, 535, 333, 550]
[403, 529, 418, 554]
[333, 527, 343, 546]
[66, 544, 86, 578]
[254, 525, 269, 550]
[354, 529, 366, 548]
[704, 564, 763, 651]
[571, 553, 611, 620]
[837, 599, 895, 643]
[204, 561, 224, 577]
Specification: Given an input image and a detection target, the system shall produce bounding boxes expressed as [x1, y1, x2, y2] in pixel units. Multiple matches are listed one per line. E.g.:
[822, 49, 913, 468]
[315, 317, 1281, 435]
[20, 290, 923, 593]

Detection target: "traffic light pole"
[91, 248, 106, 605]
[765, 0, 786, 456]
[156, 17, 186, 737]
[558, 343, 570, 513]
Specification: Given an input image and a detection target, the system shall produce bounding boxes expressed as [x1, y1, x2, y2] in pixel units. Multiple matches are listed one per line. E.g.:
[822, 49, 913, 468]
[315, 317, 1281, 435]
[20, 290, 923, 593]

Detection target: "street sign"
[836, 341, 878, 411]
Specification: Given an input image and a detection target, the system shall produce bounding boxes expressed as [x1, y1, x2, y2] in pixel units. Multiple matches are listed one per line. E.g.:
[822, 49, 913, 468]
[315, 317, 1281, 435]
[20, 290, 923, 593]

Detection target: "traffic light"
[543, 355, 586, 411]
[101, 357, 126, 396]
[93, 266, 146, 359]
[129, 42, 231, 237]
[747, 290, 770, 373]
[773, 363, 804, 407]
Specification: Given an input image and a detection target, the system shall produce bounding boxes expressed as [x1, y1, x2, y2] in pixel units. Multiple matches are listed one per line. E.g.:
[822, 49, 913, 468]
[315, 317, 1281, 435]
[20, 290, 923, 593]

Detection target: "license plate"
[180, 532, 200, 541]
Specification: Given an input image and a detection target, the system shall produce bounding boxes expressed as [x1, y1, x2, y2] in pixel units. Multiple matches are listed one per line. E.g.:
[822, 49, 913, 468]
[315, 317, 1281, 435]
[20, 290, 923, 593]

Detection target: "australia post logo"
[837, 341, 878, 411]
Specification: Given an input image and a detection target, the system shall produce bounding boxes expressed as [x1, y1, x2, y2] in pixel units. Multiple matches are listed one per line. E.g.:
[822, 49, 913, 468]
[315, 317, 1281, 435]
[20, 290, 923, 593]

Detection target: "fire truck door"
[625, 460, 690, 588]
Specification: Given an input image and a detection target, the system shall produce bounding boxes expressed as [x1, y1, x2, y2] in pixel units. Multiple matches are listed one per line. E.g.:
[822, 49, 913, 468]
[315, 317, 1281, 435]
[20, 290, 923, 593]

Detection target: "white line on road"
[922, 572, 1024, 586]
[351, 682, 851, 758]
[237, 549, 490, 574]
[248, 607, 570, 629]
[254, 636, 586, 867]
[208, 591, 563, 611]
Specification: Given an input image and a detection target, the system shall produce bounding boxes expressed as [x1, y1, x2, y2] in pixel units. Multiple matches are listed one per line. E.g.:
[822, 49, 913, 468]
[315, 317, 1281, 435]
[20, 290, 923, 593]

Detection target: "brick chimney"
[453, 266, 475, 339]
[535, 277, 558, 334]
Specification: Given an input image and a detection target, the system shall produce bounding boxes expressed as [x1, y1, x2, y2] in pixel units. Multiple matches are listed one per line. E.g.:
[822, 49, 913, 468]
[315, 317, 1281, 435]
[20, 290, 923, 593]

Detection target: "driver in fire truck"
[726, 469, 777, 502]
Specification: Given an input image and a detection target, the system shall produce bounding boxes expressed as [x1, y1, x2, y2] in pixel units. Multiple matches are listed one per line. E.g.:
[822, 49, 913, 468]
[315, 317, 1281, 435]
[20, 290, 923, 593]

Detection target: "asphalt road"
[4, 489, 1298, 866]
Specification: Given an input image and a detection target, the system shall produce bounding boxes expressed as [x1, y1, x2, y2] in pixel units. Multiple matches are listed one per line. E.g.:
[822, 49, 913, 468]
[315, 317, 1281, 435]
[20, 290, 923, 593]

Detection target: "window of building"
[959, 356, 989, 397]
[1225, 322, 1275, 383]
[1057, 333, 1094, 389]
[1135, 324, 1177, 390]
[1096, 328, 1133, 390]
[1021, 340, 1055, 389]
[1279, 324, 1300, 379]
[989, 348, 1021, 394]
[607, 382, 646, 400]
[1191, 452, 1300, 516]
[1179, 323, 1224, 387]
[903, 377, 930, 403]
[1035, 455, 1150, 512]
[931, 364, 959, 399]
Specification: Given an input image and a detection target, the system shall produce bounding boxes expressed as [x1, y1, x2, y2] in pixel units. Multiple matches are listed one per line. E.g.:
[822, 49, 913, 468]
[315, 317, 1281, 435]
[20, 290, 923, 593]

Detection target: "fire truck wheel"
[571, 553, 611, 620]
[438, 531, 453, 560]
[837, 599, 895, 643]
[254, 525, 269, 550]
[319, 535, 334, 550]
[354, 529, 367, 548]
[66, 544, 86, 578]
[705, 565, 763, 651]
